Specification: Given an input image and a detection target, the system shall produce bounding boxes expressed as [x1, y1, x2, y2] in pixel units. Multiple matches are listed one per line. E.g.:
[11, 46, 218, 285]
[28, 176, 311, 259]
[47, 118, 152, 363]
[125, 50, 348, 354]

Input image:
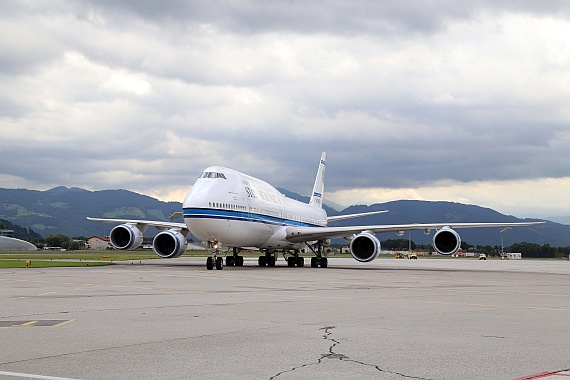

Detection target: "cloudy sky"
[1, 1, 569, 219]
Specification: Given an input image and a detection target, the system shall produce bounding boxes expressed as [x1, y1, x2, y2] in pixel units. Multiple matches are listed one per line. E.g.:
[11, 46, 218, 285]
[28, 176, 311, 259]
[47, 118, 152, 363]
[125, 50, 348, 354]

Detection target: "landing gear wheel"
[206, 257, 214, 270]
[296, 256, 304, 267]
[236, 256, 244, 266]
[215, 257, 224, 270]
[320, 257, 328, 268]
[287, 257, 295, 267]
[267, 255, 276, 267]
[258, 255, 267, 267]
[226, 256, 234, 267]
[311, 257, 318, 268]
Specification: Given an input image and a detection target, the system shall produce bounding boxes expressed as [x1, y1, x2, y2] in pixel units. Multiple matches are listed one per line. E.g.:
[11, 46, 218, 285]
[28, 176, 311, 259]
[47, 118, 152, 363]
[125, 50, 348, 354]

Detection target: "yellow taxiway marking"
[424, 301, 450, 305]
[529, 307, 562, 311]
[5, 296, 27, 300]
[40, 292, 57, 296]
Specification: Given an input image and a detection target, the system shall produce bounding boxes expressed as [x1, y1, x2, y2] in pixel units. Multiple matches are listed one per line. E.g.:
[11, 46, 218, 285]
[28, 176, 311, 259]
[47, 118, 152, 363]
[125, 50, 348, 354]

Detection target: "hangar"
[0, 236, 38, 251]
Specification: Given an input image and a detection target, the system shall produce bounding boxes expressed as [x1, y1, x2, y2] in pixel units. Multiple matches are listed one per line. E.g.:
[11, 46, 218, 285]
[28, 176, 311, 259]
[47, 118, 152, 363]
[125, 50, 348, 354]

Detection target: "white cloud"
[327, 177, 570, 218]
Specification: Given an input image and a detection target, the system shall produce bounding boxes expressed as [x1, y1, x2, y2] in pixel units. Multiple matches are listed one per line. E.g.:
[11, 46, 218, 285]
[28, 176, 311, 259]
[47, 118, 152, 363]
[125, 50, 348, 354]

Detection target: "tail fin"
[309, 151, 326, 208]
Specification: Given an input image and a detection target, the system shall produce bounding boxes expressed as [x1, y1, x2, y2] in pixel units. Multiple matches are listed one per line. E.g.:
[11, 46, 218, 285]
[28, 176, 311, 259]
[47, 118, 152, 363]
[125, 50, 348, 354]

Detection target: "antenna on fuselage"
[309, 151, 326, 208]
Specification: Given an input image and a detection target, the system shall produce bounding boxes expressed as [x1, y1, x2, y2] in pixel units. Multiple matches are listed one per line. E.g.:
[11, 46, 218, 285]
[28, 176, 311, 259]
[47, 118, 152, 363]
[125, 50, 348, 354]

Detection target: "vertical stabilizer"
[309, 152, 326, 208]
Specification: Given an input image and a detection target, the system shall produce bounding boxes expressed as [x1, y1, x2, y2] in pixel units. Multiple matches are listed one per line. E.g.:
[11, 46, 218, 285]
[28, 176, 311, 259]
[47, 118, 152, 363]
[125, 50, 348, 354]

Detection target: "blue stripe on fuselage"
[183, 208, 321, 228]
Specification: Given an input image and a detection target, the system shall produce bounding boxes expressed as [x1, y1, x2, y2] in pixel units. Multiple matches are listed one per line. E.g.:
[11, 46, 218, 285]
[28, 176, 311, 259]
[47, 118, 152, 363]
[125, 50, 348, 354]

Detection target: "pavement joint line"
[469, 303, 501, 307]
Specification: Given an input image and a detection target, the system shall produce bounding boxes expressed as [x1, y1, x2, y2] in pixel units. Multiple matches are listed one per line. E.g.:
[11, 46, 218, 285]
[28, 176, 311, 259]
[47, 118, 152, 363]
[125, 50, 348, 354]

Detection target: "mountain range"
[0, 186, 567, 247]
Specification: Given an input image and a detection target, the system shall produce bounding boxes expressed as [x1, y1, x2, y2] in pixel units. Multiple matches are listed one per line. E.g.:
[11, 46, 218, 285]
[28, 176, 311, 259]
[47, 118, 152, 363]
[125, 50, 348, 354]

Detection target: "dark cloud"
[1, 0, 570, 217]
[82, 1, 570, 35]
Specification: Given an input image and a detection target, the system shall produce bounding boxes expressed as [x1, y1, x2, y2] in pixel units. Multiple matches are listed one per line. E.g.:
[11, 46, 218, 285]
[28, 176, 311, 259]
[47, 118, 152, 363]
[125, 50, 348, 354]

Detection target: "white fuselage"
[182, 166, 327, 250]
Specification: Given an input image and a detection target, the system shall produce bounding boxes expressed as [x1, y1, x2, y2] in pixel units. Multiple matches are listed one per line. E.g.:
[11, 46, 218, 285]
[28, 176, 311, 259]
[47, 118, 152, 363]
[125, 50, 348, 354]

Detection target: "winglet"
[309, 151, 326, 208]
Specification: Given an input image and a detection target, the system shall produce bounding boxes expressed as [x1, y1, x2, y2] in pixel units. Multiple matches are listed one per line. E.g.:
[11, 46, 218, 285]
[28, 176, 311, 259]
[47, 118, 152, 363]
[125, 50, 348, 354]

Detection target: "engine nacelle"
[110, 223, 144, 250]
[153, 229, 188, 258]
[432, 227, 461, 255]
[350, 232, 381, 262]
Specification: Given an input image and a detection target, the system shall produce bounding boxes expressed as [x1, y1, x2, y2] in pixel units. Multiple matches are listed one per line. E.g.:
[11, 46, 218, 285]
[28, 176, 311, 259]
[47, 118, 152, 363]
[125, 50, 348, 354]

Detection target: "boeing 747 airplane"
[88, 152, 542, 270]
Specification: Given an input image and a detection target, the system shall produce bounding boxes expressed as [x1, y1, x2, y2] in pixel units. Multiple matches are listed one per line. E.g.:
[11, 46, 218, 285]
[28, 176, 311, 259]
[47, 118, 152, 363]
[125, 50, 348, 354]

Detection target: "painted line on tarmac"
[0, 320, 74, 328]
[0, 370, 80, 380]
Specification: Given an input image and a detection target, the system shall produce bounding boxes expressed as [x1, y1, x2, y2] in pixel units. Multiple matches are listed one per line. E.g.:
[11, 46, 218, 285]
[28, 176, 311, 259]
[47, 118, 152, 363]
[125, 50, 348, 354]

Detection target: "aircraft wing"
[86, 217, 188, 231]
[285, 221, 544, 243]
[326, 210, 388, 223]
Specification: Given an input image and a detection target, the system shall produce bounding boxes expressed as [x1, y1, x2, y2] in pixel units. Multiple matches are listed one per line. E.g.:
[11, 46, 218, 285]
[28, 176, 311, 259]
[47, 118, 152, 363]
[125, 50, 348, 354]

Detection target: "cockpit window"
[199, 172, 227, 179]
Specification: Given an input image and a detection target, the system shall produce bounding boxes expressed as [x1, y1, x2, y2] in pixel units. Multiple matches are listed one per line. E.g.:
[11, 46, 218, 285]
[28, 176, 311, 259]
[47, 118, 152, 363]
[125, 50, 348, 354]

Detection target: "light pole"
[500, 227, 512, 256]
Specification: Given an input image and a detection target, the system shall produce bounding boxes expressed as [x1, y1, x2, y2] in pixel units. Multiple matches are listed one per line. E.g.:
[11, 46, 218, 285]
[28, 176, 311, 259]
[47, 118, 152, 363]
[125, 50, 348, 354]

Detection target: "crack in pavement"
[270, 325, 432, 379]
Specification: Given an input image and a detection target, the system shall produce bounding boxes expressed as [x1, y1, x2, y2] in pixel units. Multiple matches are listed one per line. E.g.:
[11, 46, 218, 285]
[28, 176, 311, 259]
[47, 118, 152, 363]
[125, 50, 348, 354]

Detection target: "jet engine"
[350, 232, 381, 262]
[153, 229, 188, 258]
[432, 227, 461, 255]
[109, 223, 145, 250]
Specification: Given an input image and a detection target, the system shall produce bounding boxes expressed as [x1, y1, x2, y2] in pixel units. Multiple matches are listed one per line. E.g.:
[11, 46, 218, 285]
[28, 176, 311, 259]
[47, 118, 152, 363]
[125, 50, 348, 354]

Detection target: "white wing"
[86, 217, 187, 231]
[285, 221, 544, 243]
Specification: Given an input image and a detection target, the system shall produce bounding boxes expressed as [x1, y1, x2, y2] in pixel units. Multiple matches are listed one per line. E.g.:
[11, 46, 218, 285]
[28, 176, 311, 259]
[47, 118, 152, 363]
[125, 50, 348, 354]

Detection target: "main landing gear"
[308, 240, 328, 268]
[226, 247, 244, 267]
[286, 250, 305, 267]
[258, 250, 277, 267]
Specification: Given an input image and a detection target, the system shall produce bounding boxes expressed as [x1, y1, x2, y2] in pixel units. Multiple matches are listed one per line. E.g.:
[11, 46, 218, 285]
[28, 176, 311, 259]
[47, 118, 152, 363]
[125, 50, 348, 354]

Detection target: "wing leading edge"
[86, 217, 187, 231]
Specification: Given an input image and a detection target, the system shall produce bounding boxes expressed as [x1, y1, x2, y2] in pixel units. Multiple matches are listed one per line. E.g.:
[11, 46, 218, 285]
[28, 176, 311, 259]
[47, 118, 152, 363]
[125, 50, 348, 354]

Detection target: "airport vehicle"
[479, 253, 487, 260]
[408, 253, 418, 260]
[88, 152, 543, 270]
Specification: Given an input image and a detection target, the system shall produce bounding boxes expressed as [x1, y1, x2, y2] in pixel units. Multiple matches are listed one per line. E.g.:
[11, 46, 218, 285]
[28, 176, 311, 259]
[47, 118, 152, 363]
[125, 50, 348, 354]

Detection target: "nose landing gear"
[206, 241, 224, 270]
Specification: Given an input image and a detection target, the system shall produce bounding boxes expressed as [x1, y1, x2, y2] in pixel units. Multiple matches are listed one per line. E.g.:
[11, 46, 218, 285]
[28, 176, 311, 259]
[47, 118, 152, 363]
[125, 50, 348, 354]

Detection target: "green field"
[0, 260, 113, 268]
[0, 250, 159, 268]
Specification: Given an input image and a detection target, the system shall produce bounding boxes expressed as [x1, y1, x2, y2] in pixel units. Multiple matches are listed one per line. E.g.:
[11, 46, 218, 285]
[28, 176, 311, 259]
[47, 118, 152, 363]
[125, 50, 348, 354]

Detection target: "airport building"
[87, 236, 111, 250]
[0, 229, 15, 237]
[0, 236, 38, 251]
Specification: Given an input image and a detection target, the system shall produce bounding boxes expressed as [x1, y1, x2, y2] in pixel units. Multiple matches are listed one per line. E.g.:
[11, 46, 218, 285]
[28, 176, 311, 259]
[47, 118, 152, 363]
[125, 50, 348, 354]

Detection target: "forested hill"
[0, 218, 42, 241]
[0, 187, 567, 247]
[0, 187, 182, 238]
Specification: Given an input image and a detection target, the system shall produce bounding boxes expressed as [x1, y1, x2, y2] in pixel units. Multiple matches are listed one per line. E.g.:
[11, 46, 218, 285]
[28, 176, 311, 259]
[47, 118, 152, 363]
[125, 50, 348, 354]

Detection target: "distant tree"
[382, 239, 417, 250]
[508, 242, 558, 258]
[44, 234, 70, 247]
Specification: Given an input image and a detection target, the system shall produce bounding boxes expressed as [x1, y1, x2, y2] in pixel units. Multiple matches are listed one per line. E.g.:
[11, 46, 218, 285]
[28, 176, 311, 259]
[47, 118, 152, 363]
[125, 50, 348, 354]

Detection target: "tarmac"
[1, 257, 569, 380]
